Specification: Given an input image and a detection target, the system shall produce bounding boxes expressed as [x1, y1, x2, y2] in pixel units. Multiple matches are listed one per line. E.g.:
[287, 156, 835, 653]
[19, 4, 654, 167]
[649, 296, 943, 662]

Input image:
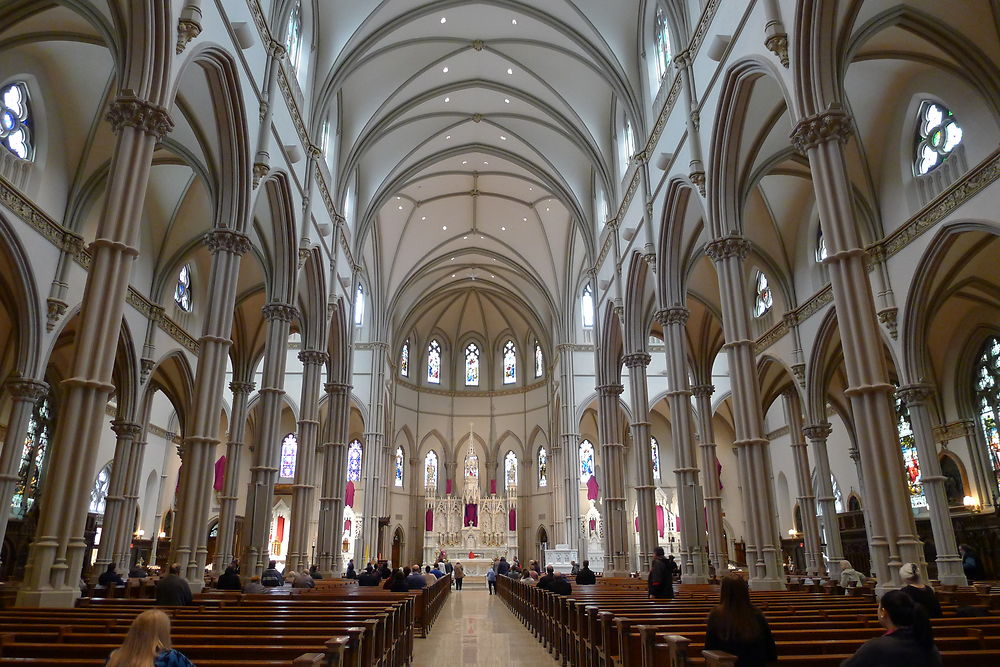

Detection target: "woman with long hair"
[841, 589, 940, 666]
[106, 609, 195, 666]
[704, 574, 777, 666]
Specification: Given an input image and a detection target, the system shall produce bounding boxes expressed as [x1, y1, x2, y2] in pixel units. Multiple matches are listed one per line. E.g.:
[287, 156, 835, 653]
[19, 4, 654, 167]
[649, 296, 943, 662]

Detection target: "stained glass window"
[424, 450, 439, 491]
[0, 82, 33, 160]
[465, 448, 479, 478]
[505, 451, 518, 489]
[285, 0, 304, 73]
[816, 232, 828, 262]
[174, 264, 192, 312]
[915, 100, 963, 175]
[464, 343, 480, 386]
[400, 339, 409, 377]
[89, 463, 112, 514]
[394, 446, 404, 487]
[279, 433, 297, 478]
[582, 285, 595, 328]
[538, 447, 548, 487]
[752, 270, 773, 317]
[813, 471, 845, 514]
[896, 395, 928, 509]
[650, 437, 661, 480]
[534, 341, 543, 378]
[502, 340, 517, 384]
[654, 5, 672, 81]
[11, 394, 53, 519]
[427, 339, 441, 384]
[347, 439, 363, 482]
[319, 119, 331, 158]
[621, 119, 636, 174]
[580, 440, 595, 483]
[974, 336, 1000, 497]
[354, 284, 364, 326]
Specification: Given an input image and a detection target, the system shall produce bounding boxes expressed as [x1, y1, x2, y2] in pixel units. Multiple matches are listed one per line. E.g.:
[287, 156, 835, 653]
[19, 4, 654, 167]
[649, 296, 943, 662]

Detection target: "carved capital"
[298, 350, 329, 366]
[765, 32, 789, 68]
[267, 40, 287, 60]
[471, 39, 486, 51]
[689, 170, 706, 196]
[673, 49, 692, 70]
[791, 363, 806, 388]
[205, 229, 252, 256]
[140, 358, 155, 384]
[324, 382, 351, 395]
[896, 383, 935, 406]
[261, 302, 298, 323]
[46, 298, 67, 332]
[307, 144, 322, 160]
[297, 246, 311, 269]
[229, 381, 256, 396]
[704, 236, 750, 263]
[657, 307, 689, 327]
[106, 95, 173, 139]
[252, 162, 270, 189]
[175, 17, 202, 54]
[471, 113, 484, 123]
[597, 383, 624, 397]
[691, 384, 715, 399]
[622, 352, 651, 369]
[878, 307, 898, 340]
[802, 422, 832, 441]
[111, 420, 143, 440]
[4, 377, 48, 402]
[791, 105, 853, 154]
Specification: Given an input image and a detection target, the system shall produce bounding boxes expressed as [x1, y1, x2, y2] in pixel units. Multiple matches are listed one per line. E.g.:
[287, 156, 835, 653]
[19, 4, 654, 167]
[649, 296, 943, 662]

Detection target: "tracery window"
[465, 448, 479, 478]
[502, 340, 517, 384]
[505, 451, 518, 489]
[620, 119, 636, 175]
[538, 447, 548, 487]
[89, 463, 112, 514]
[464, 343, 480, 386]
[752, 270, 773, 318]
[424, 450, 439, 491]
[394, 446, 404, 487]
[534, 341, 543, 378]
[319, 119, 331, 158]
[915, 100, 963, 176]
[0, 82, 33, 160]
[400, 339, 409, 377]
[354, 284, 364, 326]
[974, 336, 1000, 497]
[347, 439, 363, 482]
[174, 264, 193, 312]
[650, 437, 661, 480]
[581, 285, 595, 328]
[816, 232, 828, 262]
[284, 0, 304, 74]
[896, 395, 927, 509]
[427, 339, 441, 384]
[11, 393, 53, 519]
[579, 440, 595, 483]
[653, 5, 672, 81]
[279, 433, 297, 478]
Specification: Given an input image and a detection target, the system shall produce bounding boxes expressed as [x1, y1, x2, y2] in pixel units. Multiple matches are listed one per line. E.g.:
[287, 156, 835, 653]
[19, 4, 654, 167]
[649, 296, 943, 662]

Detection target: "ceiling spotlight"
[442, 225, 448, 230]
[462, 160, 468, 165]
[528, 187, 533, 191]
[545, 207, 550, 211]
[397, 205, 403, 210]
[500, 135, 507, 140]
[442, 66, 449, 73]
[444, 96, 451, 103]
[707, 34, 731, 62]
[440, 17, 447, 24]
[421, 216, 427, 221]
[452, 274, 456, 277]
[511, 18, 517, 25]
[506, 67, 513, 75]
[522, 217, 527, 221]
[483, 161, 489, 165]
[491, 274, 495, 278]
[233, 22, 256, 50]
[463, 236, 468, 239]
[396, 196, 401, 199]
[504, 98, 510, 104]
[501, 226, 506, 231]
[446, 135, 451, 139]
[451, 257, 455, 261]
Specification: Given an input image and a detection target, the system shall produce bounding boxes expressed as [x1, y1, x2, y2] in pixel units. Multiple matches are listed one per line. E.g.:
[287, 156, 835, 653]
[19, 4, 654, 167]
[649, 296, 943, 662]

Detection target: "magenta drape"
[345, 481, 355, 507]
[656, 505, 665, 537]
[213, 456, 226, 492]
[586, 475, 599, 500]
[464, 503, 478, 527]
[508, 508, 516, 530]
[344, 518, 351, 532]
[490, 479, 497, 495]
[589, 518, 596, 534]
[446, 478, 453, 495]
[425, 509, 433, 531]
[634, 516, 639, 533]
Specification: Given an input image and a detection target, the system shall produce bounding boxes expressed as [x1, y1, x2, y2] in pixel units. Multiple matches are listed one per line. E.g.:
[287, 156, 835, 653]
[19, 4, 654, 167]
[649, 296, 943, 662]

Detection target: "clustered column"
[623, 352, 658, 572]
[0, 378, 49, 548]
[110, 422, 147, 572]
[781, 391, 823, 576]
[802, 422, 844, 578]
[692, 384, 726, 576]
[316, 381, 350, 576]
[212, 380, 255, 572]
[557, 344, 582, 554]
[596, 383, 629, 574]
[287, 350, 328, 572]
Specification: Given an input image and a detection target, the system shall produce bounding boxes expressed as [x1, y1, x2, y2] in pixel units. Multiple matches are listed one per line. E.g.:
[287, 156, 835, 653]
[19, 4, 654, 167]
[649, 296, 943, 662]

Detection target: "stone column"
[316, 382, 350, 575]
[623, 352, 658, 572]
[692, 384, 726, 576]
[17, 95, 172, 608]
[897, 384, 966, 584]
[212, 380, 255, 572]
[253, 41, 286, 187]
[596, 383, 629, 574]
[793, 107, 923, 592]
[242, 302, 297, 575]
[171, 229, 251, 585]
[658, 307, 709, 582]
[148, 472, 168, 568]
[705, 236, 784, 590]
[109, 422, 146, 572]
[781, 392, 823, 576]
[0, 378, 49, 547]
[557, 344, 582, 553]
[287, 350, 327, 572]
[802, 423, 844, 578]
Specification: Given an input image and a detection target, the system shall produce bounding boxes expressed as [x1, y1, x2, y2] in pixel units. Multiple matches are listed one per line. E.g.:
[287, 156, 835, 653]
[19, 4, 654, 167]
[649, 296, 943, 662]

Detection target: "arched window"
[896, 394, 928, 509]
[505, 451, 518, 489]
[464, 447, 479, 478]
[915, 100, 963, 175]
[848, 495, 862, 512]
[0, 82, 33, 160]
[752, 270, 773, 317]
[11, 393, 53, 519]
[974, 336, 1000, 496]
[537, 447, 548, 487]
[279, 433, 297, 478]
[427, 339, 442, 384]
[319, 118, 331, 158]
[653, 5, 672, 81]
[502, 340, 517, 384]
[812, 470, 844, 514]
[581, 285, 595, 328]
[284, 0, 304, 73]
[424, 450, 439, 491]
[620, 119, 636, 175]
[534, 341, 543, 378]
[353, 284, 364, 326]
[464, 342, 480, 386]
[174, 264, 193, 312]
[400, 339, 410, 377]
[816, 231, 828, 262]
[89, 463, 112, 514]
[579, 440, 595, 483]
[394, 446, 404, 487]
[650, 437, 661, 480]
[347, 440, 363, 482]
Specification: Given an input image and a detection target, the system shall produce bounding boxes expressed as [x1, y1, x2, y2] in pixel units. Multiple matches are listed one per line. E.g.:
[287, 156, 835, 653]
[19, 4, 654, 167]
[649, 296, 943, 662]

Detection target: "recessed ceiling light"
[396, 196, 401, 199]
[492, 258, 496, 261]
[522, 217, 527, 221]
[421, 216, 427, 221]
[501, 226, 506, 231]
[491, 274, 495, 278]
[511, 18, 517, 25]
[440, 17, 447, 24]
[481, 236, 485, 239]
[545, 207, 550, 211]
[483, 161, 489, 165]
[444, 96, 450, 103]
[397, 205, 403, 210]
[452, 274, 456, 277]
[442, 225, 448, 230]
[506, 67, 513, 75]
[504, 98, 510, 104]
[446, 135, 451, 139]
[442, 66, 449, 73]
[463, 235, 468, 239]
[500, 135, 507, 140]
[462, 160, 468, 165]
[451, 257, 455, 261]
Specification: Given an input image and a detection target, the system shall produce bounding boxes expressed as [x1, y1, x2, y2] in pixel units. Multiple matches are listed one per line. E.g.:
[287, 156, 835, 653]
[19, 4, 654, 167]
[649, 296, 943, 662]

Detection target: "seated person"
[842, 589, 940, 666]
[519, 569, 536, 586]
[389, 568, 409, 592]
[705, 575, 777, 666]
[839, 560, 866, 589]
[537, 565, 556, 591]
[155, 564, 193, 607]
[292, 570, 316, 588]
[899, 562, 942, 618]
[406, 565, 427, 590]
[106, 609, 195, 667]
[261, 560, 283, 587]
[423, 565, 437, 587]
[98, 563, 125, 587]
[550, 573, 572, 596]
[575, 559, 597, 585]
[357, 565, 381, 586]
[430, 563, 445, 578]
[309, 565, 324, 580]
[128, 563, 148, 579]
[216, 565, 242, 590]
[242, 575, 267, 594]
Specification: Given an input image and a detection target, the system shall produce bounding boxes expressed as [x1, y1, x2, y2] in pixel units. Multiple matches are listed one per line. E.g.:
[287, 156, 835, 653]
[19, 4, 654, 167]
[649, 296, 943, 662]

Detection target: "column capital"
[790, 105, 854, 154]
[324, 382, 351, 395]
[803, 422, 832, 440]
[267, 40, 287, 60]
[896, 383, 935, 406]
[298, 350, 329, 366]
[110, 420, 143, 439]
[704, 236, 750, 263]
[673, 49, 692, 70]
[622, 352, 651, 369]
[229, 380, 256, 395]
[4, 377, 48, 402]
[656, 306, 689, 326]
[106, 94, 174, 139]
[691, 384, 715, 398]
[261, 302, 298, 322]
[596, 383, 624, 397]
[205, 228, 252, 256]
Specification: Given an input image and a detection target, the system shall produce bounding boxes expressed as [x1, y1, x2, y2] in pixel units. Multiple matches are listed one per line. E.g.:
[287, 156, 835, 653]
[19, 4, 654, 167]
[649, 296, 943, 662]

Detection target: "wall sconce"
[963, 495, 981, 512]
[232, 22, 257, 50]
[159, 531, 167, 538]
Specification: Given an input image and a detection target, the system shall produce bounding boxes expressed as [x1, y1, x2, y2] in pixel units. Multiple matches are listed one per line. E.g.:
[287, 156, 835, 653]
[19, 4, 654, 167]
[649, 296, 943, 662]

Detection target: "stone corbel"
[689, 170, 706, 196]
[791, 363, 806, 388]
[765, 33, 789, 68]
[877, 307, 898, 340]
[252, 161, 270, 189]
[46, 298, 67, 332]
[176, 17, 202, 54]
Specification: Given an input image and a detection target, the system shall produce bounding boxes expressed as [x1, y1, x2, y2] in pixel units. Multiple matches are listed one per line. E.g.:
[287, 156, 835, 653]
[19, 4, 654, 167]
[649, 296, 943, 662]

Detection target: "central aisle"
[413, 586, 559, 666]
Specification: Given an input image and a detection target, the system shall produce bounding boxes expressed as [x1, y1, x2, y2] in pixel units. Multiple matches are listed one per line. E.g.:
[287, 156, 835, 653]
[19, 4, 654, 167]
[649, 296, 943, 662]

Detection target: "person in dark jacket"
[309, 565, 323, 580]
[959, 544, 981, 581]
[496, 557, 511, 576]
[550, 573, 572, 596]
[647, 547, 674, 599]
[345, 560, 357, 579]
[99, 563, 125, 587]
[575, 559, 597, 585]
[898, 562, 942, 618]
[378, 563, 392, 580]
[216, 566, 241, 590]
[357, 566, 380, 586]
[841, 589, 941, 667]
[155, 564, 193, 606]
[537, 565, 556, 591]
[705, 574, 777, 666]
[405, 565, 427, 590]
[261, 560, 283, 587]
[388, 568, 409, 592]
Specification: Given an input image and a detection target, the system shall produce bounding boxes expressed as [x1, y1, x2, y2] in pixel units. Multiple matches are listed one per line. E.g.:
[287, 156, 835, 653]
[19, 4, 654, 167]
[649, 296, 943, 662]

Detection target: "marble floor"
[412, 586, 559, 666]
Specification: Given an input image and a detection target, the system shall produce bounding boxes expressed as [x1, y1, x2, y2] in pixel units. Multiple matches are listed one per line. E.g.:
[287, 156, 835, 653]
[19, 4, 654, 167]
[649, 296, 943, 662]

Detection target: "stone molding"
[704, 236, 751, 263]
[106, 95, 174, 139]
[261, 302, 298, 322]
[176, 18, 202, 54]
[395, 377, 547, 398]
[790, 105, 853, 154]
[205, 229, 252, 256]
[324, 382, 351, 394]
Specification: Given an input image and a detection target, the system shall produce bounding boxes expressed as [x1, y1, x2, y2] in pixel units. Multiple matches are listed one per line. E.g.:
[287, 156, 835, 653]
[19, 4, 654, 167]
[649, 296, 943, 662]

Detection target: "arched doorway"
[536, 526, 549, 561]
[391, 527, 404, 569]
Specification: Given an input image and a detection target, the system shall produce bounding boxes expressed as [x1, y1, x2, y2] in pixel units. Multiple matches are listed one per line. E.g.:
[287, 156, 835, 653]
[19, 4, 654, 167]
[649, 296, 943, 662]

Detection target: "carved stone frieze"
[790, 106, 853, 154]
[205, 229, 252, 256]
[106, 96, 174, 139]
